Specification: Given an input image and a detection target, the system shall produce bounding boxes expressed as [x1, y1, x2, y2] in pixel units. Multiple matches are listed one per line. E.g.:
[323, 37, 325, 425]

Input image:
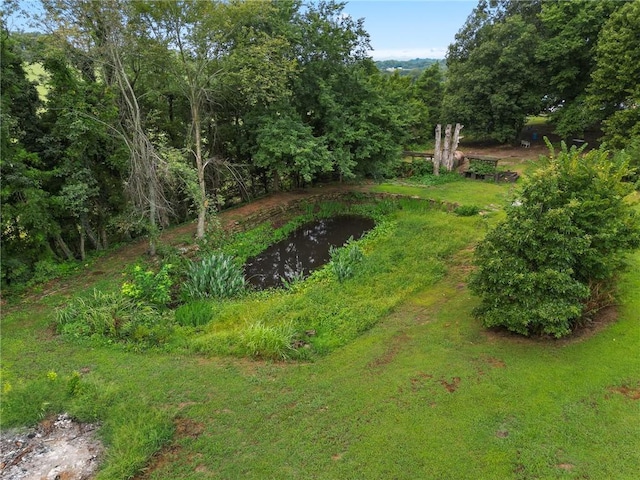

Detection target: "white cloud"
[368, 47, 448, 61]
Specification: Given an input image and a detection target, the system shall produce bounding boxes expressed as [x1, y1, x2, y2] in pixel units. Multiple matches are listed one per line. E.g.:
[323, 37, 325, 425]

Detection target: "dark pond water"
[244, 215, 375, 289]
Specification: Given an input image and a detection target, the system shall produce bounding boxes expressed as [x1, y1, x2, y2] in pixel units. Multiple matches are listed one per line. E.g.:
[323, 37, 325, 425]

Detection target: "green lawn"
[2, 175, 639, 479]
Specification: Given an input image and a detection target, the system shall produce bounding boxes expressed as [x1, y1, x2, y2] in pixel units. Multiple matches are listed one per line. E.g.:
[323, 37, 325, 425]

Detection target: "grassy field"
[24, 62, 50, 102]
[2, 171, 639, 479]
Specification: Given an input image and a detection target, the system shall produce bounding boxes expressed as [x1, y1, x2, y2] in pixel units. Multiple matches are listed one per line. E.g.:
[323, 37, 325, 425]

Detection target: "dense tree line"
[443, 0, 640, 145]
[1, 0, 435, 285]
[2, 0, 638, 287]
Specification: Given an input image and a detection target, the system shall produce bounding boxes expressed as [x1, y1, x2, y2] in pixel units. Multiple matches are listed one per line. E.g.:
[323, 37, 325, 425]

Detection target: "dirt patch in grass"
[0, 413, 103, 480]
[409, 372, 434, 392]
[367, 331, 411, 369]
[439, 377, 461, 393]
[608, 384, 640, 400]
[487, 357, 506, 368]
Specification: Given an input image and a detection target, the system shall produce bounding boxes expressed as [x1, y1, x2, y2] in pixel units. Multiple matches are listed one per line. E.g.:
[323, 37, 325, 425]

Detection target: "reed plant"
[330, 240, 364, 282]
[183, 253, 246, 300]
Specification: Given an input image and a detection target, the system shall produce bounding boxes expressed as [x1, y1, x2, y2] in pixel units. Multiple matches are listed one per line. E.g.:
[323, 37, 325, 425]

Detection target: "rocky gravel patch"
[0, 413, 103, 480]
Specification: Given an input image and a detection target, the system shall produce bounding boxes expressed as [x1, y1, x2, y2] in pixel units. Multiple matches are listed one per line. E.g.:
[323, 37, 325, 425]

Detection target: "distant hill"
[374, 58, 444, 79]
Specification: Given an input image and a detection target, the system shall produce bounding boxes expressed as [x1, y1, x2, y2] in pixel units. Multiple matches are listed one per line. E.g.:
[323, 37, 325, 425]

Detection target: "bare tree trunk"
[192, 99, 207, 239]
[55, 234, 75, 261]
[443, 124, 452, 171]
[100, 227, 108, 250]
[78, 224, 86, 261]
[452, 123, 463, 154]
[81, 215, 102, 250]
[105, 29, 169, 256]
[451, 123, 464, 169]
[434, 124, 442, 176]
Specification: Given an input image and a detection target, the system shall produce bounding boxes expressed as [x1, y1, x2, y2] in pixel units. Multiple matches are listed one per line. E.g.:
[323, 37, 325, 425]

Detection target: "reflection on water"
[244, 215, 375, 289]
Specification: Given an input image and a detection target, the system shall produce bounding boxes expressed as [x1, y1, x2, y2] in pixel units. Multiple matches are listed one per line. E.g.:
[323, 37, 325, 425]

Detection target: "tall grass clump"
[0, 369, 116, 428]
[56, 290, 169, 344]
[239, 321, 297, 360]
[183, 253, 246, 300]
[174, 299, 214, 327]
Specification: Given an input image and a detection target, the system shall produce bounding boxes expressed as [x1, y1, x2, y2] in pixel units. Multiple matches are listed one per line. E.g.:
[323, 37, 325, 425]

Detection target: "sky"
[342, 1, 477, 60]
[6, 0, 478, 61]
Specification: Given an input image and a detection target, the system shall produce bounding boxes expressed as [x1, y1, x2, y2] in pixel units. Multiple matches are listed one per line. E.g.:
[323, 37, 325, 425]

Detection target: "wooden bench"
[402, 151, 435, 161]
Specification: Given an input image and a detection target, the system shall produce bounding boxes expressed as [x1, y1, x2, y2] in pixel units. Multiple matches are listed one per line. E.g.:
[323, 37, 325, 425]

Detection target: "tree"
[136, 0, 296, 236]
[469, 142, 640, 337]
[253, 107, 333, 190]
[38, 51, 127, 259]
[536, 0, 622, 138]
[443, 11, 543, 142]
[0, 21, 57, 284]
[587, 0, 640, 148]
[42, 0, 173, 255]
[413, 64, 444, 142]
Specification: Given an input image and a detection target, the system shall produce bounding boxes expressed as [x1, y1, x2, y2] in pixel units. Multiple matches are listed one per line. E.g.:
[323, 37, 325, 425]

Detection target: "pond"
[244, 215, 375, 289]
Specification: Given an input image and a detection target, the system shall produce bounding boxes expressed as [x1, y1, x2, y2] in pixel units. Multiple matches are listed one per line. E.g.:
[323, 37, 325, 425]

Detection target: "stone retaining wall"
[230, 192, 459, 233]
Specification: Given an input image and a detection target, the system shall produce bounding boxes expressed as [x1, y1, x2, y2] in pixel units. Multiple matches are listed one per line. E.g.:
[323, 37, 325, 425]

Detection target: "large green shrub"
[469, 142, 640, 337]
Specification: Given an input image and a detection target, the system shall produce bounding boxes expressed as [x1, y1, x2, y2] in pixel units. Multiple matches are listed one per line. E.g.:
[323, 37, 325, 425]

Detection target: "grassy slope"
[1, 178, 638, 479]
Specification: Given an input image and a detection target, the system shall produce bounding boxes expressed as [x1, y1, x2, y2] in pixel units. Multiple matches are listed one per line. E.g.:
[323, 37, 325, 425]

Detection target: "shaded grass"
[1, 182, 638, 479]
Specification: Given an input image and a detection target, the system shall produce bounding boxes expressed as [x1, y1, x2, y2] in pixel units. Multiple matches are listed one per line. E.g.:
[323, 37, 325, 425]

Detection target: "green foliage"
[413, 63, 445, 139]
[409, 171, 465, 187]
[239, 321, 297, 360]
[175, 299, 214, 327]
[618, 136, 640, 189]
[444, 7, 543, 142]
[121, 263, 173, 307]
[253, 109, 334, 183]
[330, 240, 364, 282]
[183, 253, 246, 300]
[467, 161, 497, 175]
[396, 159, 434, 178]
[470, 141, 640, 337]
[444, 0, 632, 141]
[454, 205, 481, 217]
[97, 402, 174, 480]
[537, 0, 622, 137]
[587, 0, 640, 148]
[56, 290, 171, 345]
[0, 368, 115, 428]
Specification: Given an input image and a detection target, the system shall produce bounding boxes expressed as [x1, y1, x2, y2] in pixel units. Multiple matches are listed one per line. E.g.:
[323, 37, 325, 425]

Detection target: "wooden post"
[434, 124, 442, 176]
